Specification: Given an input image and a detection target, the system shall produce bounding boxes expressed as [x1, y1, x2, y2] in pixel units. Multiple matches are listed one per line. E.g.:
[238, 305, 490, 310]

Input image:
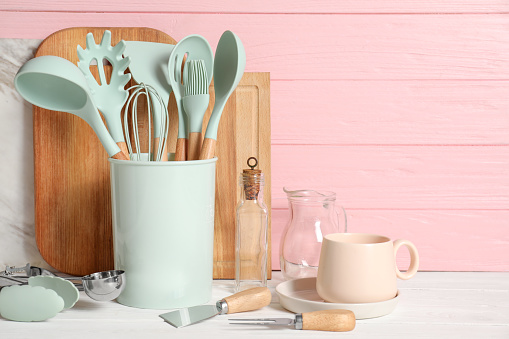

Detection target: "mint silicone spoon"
[124, 41, 174, 161]
[168, 34, 213, 161]
[183, 59, 209, 160]
[14, 55, 127, 160]
[77, 30, 132, 159]
[200, 31, 246, 160]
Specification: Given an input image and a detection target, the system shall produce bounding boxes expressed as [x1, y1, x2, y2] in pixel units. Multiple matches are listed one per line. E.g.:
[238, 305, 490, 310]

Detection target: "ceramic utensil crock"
[109, 156, 217, 309]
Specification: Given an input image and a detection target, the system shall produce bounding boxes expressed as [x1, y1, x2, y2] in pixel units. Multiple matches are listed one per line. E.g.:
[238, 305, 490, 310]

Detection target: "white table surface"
[2, 271, 508, 338]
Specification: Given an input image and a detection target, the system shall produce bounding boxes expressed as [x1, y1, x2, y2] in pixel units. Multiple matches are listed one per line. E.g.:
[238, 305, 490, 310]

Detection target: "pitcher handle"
[335, 206, 347, 233]
[393, 239, 419, 280]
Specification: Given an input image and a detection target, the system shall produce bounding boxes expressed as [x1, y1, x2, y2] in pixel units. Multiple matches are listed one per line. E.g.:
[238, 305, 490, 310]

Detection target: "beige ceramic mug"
[316, 233, 419, 304]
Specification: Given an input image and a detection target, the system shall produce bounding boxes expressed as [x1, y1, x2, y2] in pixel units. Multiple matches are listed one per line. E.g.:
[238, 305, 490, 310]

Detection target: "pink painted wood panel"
[272, 209, 509, 271]
[271, 145, 509, 210]
[1, 1, 507, 13]
[0, 4, 507, 272]
[271, 80, 509, 145]
[1, 12, 509, 80]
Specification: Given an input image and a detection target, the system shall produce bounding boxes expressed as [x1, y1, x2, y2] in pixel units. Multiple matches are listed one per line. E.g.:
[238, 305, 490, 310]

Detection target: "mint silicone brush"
[183, 60, 209, 160]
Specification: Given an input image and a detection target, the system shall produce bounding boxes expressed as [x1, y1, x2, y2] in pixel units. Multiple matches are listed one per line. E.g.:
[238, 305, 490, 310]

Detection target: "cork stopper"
[242, 157, 263, 200]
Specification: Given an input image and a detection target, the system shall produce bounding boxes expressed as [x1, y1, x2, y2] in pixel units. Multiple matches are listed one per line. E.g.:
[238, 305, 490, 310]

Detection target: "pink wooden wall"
[1, 1, 508, 271]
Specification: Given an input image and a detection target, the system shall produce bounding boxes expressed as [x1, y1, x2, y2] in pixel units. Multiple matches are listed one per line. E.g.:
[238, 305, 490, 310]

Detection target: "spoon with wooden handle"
[230, 309, 356, 332]
[199, 30, 245, 160]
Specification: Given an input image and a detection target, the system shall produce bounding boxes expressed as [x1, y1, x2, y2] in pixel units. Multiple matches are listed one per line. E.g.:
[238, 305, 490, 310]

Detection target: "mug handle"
[393, 239, 419, 280]
[334, 206, 348, 233]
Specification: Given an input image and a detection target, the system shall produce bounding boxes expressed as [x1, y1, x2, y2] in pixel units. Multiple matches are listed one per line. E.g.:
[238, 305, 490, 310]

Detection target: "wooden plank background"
[1, 1, 508, 271]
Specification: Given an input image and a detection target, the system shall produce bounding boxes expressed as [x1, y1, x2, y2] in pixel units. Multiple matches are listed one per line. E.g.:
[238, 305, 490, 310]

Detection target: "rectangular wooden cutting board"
[33, 27, 270, 278]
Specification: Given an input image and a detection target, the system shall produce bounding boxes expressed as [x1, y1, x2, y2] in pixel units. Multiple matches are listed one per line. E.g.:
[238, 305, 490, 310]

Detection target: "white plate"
[276, 277, 399, 319]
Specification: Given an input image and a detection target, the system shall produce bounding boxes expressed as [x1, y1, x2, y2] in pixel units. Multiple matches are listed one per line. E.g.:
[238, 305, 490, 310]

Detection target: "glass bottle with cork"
[235, 157, 268, 292]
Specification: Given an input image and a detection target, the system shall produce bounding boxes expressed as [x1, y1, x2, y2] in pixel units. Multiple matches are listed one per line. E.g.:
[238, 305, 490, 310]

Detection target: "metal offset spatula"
[229, 309, 356, 332]
[159, 287, 271, 328]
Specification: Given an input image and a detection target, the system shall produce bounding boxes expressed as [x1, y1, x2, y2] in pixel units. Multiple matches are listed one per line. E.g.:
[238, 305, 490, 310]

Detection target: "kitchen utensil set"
[15, 29, 244, 162]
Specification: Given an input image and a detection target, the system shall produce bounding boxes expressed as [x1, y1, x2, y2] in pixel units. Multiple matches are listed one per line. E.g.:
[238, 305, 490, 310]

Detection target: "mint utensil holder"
[109, 156, 217, 309]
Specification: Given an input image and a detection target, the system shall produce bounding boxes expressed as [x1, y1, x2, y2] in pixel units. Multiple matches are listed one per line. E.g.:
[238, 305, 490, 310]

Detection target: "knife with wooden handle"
[159, 287, 272, 328]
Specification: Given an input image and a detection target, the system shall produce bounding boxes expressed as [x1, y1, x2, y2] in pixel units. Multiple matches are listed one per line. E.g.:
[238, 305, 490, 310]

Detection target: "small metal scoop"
[62, 270, 126, 301]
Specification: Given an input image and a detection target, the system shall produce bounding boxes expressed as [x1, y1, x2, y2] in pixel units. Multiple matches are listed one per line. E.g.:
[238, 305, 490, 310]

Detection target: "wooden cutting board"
[33, 27, 271, 278]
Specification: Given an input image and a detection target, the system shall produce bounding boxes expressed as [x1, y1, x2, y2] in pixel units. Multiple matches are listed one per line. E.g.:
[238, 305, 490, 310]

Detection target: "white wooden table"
[2, 271, 508, 338]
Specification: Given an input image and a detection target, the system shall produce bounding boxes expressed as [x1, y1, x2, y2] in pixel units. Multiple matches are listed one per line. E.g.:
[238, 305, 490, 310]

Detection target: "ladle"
[14, 55, 127, 160]
[200, 31, 246, 160]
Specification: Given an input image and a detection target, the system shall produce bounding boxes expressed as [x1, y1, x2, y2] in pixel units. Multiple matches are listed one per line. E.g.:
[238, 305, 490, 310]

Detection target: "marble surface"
[0, 38, 52, 270]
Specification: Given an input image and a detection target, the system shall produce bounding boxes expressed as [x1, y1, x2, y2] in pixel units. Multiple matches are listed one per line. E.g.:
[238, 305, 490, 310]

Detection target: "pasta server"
[229, 309, 356, 332]
[77, 30, 132, 159]
[159, 287, 271, 328]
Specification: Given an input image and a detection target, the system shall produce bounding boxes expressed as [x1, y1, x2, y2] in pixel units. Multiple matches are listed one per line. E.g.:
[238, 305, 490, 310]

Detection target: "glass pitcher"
[279, 187, 347, 281]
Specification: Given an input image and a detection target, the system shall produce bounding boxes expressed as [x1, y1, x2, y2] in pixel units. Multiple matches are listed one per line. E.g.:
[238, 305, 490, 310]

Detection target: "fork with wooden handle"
[229, 309, 356, 332]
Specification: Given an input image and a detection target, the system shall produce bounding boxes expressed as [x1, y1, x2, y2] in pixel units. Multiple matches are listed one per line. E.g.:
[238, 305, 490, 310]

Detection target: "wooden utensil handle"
[175, 138, 187, 161]
[117, 141, 130, 160]
[111, 150, 128, 160]
[199, 138, 216, 160]
[301, 309, 356, 332]
[188, 132, 202, 161]
[223, 287, 272, 314]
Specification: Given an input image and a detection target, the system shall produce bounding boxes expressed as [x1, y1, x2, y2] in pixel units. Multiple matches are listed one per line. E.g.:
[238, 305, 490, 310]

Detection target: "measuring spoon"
[14, 55, 127, 160]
